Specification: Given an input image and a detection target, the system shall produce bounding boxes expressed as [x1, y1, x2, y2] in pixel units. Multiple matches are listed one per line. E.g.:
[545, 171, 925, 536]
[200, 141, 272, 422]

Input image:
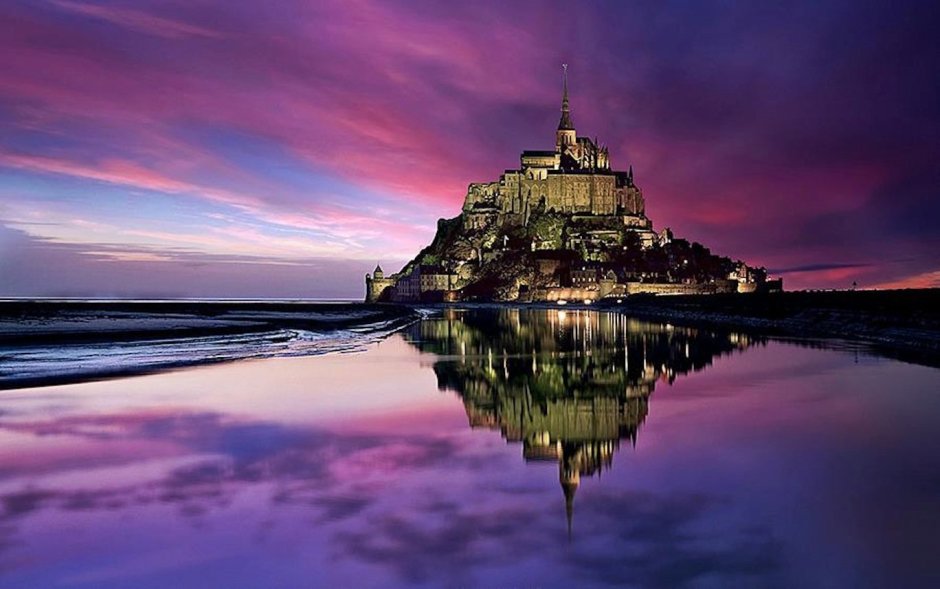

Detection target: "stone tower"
[365, 263, 395, 302]
[556, 64, 576, 150]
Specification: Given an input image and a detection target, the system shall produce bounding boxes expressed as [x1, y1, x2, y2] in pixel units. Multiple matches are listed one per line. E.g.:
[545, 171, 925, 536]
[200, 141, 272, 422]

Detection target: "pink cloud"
[0, 0, 549, 208]
[50, 0, 223, 39]
[869, 270, 940, 291]
[0, 150, 264, 209]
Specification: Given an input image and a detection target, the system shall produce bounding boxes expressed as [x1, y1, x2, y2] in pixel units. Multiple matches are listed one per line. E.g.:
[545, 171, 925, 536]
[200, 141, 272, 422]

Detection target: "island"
[367, 66, 781, 304]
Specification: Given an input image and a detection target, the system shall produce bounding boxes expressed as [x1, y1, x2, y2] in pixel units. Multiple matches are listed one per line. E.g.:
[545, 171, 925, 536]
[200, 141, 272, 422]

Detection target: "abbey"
[462, 65, 649, 237]
[367, 67, 779, 303]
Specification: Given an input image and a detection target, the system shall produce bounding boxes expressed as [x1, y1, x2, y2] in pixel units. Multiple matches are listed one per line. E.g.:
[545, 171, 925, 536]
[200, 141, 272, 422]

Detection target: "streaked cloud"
[50, 0, 223, 39]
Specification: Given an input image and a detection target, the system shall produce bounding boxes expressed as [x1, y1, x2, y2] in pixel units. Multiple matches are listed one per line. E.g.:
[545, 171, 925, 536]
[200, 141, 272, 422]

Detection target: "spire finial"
[562, 63, 568, 103]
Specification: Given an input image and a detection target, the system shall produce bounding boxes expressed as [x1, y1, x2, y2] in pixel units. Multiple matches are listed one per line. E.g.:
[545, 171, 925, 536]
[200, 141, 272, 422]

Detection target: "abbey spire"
[556, 64, 577, 150]
[558, 64, 574, 130]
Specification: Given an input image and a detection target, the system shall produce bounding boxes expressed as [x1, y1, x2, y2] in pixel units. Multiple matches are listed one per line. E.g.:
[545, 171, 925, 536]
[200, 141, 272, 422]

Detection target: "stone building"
[460, 64, 654, 243]
[364, 264, 395, 302]
[391, 264, 457, 302]
[570, 264, 599, 286]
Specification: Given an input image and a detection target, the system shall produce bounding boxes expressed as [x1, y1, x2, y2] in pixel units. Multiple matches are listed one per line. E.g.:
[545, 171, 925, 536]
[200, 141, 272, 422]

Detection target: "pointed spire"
[628, 165, 634, 184]
[558, 64, 574, 131]
[563, 480, 577, 541]
[563, 63, 569, 105]
[560, 442, 580, 542]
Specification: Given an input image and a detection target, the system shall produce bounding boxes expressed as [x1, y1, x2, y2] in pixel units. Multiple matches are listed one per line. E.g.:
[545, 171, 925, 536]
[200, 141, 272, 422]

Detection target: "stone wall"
[535, 286, 604, 302]
[365, 277, 396, 302]
[624, 281, 738, 296]
[544, 173, 617, 215]
[530, 280, 741, 301]
[460, 150, 646, 222]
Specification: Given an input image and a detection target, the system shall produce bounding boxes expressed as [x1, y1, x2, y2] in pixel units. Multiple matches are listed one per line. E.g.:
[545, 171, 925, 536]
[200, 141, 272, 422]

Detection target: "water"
[0, 308, 937, 588]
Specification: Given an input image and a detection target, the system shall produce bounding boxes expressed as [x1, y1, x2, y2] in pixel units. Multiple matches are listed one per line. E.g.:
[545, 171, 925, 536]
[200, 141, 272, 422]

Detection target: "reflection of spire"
[562, 479, 577, 541]
[402, 309, 761, 542]
[560, 442, 581, 541]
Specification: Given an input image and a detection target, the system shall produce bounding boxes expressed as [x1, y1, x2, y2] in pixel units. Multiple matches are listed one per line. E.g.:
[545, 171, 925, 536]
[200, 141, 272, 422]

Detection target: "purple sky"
[1, 0, 938, 297]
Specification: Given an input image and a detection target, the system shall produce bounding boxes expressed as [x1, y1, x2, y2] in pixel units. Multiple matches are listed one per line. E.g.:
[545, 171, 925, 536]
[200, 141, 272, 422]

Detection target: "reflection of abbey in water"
[404, 308, 757, 534]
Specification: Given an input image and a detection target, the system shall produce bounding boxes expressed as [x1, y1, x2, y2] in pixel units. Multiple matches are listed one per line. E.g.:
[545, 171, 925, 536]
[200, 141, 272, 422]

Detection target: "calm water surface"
[1, 309, 938, 588]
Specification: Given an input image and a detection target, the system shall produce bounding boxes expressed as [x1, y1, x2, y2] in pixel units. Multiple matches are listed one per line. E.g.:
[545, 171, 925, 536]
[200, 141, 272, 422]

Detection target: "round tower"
[365, 263, 395, 302]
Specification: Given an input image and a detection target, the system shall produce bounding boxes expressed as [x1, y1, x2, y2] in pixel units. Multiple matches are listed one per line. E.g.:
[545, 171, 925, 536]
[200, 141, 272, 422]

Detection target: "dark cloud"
[568, 490, 781, 588]
[769, 262, 873, 274]
[333, 503, 549, 585]
[1, 490, 55, 519]
[310, 495, 373, 523]
[328, 487, 783, 588]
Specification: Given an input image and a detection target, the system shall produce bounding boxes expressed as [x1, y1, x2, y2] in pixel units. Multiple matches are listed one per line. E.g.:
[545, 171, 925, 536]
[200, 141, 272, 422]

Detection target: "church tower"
[556, 64, 576, 151]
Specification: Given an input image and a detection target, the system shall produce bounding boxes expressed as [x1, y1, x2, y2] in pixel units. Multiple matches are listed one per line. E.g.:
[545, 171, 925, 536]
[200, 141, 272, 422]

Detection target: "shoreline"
[3, 290, 938, 389]
[0, 301, 421, 389]
[0, 300, 418, 345]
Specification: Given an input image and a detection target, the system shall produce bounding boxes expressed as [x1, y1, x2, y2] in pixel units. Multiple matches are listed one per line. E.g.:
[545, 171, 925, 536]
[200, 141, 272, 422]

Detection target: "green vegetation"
[395, 204, 767, 301]
[529, 212, 566, 249]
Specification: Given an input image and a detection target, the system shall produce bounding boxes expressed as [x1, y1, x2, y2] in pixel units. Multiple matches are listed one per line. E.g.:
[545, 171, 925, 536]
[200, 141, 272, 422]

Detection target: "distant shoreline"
[606, 289, 940, 364]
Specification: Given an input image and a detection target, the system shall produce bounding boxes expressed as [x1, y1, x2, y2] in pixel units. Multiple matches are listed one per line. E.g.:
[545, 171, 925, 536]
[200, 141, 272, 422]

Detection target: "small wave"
[0, 321, 412, 389]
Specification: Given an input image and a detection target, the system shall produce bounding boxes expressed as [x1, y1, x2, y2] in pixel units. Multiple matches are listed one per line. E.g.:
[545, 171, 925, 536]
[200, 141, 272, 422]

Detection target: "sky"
[1, 0, 938, 298]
